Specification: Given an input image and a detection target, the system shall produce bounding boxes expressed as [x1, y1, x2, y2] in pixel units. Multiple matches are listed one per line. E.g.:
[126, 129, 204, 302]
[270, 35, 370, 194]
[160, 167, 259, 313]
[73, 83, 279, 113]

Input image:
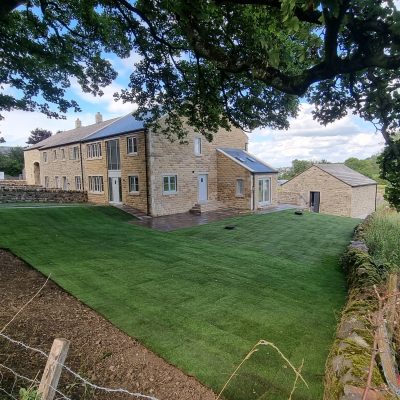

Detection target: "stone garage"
[278, 164, 377, 218]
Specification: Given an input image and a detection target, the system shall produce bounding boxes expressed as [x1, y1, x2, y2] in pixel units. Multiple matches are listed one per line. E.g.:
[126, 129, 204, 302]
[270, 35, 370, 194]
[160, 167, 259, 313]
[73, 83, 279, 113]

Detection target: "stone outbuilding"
[278, 164, 377, 218]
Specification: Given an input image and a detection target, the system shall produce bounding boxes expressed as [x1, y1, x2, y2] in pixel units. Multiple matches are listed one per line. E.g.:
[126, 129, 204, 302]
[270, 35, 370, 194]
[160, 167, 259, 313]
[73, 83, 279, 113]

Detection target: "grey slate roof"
[27, 117, 120, 150]
[315, 164, 376, 187]
[84, 114, 145, 141]
[217, 148, 277, 174]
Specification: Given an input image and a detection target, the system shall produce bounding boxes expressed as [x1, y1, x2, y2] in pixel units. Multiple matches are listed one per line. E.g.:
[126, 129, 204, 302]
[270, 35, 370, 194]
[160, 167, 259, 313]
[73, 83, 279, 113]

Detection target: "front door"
[310, 191, 320, 213]
[109, 176, 122, 203]
[198, 174, 208, 203]
[258, 178, 271, 206]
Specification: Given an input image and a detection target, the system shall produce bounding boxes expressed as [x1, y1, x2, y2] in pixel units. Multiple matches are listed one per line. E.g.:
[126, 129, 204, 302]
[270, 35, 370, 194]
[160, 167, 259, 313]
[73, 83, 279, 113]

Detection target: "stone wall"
[148, 118, 248, 216]
[350, 185, 377, 218]
[217, 152, 252, 209]
[0, 186, 88, 203]
[279, 166, 353, 217]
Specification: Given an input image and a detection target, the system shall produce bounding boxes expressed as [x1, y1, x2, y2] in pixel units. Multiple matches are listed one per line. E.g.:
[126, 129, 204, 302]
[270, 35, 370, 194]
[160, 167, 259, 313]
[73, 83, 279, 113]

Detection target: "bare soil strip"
[0, 249, 216, 400]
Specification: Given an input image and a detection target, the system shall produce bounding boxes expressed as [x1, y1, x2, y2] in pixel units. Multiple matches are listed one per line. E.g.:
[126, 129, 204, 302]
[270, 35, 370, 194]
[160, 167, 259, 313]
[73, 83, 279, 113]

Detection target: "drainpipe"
[252, 173, 256, 211]
[79, 143, 85, 191]
[375, 184, 377, 211]
[144, 128, 151, 215]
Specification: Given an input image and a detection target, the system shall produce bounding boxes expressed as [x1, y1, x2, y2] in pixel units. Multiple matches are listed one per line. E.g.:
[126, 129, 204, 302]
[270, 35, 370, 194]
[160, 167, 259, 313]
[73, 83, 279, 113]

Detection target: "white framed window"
[75, 176, 82, 190]
[62, 176, 68, 190]
[128, 175, 139, 193]
[89, 176, 104, 193]
[87, 142, 102, 159]
[61, 148, 65, 160]
[194, 137, 202, 155]
[44, 176, 49, 188]
[70, 146, 80, 160]
[55, 176, 60, 189]
[163, 175, 177, 194]
[52, 149, 57, 161]
[236, 178, 244, 196]
[43, 152, 48, 163]
[127, 136, 138, 154]
[245, 143, 249, 151]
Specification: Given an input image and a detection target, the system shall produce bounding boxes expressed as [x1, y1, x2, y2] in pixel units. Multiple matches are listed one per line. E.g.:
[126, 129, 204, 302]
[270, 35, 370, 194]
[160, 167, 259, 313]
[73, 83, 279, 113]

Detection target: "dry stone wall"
[0, 186, 87, 203]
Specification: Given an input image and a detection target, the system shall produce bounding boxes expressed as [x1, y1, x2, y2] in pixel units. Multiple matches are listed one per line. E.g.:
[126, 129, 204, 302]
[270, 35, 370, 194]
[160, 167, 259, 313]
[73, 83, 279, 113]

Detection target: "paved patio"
[129, 204, 298, 232]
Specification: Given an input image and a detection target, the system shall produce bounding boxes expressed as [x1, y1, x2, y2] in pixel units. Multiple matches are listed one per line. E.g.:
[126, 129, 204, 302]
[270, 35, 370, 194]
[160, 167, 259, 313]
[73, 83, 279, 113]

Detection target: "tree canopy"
[26, 128, 52, 145]
[0, 146, 24, 176]
[1, 0, 400, 205]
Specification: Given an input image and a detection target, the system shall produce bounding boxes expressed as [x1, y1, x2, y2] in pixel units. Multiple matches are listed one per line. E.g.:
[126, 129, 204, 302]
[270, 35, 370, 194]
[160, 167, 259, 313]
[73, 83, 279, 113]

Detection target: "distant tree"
[0, 146, 24, 176]
[378, 141, 400, 211]
[0, 137, 4, 143]
[26, 128, 52, 145]
[344, 155, 386, 185]
[280, 159, 329, 180]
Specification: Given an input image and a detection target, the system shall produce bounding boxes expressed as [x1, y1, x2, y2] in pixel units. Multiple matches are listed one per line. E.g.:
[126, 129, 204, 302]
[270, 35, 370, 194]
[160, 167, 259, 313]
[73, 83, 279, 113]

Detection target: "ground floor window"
[55, 176, 60, 189]
[236, 178, 244, 196]
[89, 176, 104, 193]
[44, 176, 49, 188]
[62, 176, 68, 190]
[129, 175, 139, 193]
[163, 175, 177, 194]
[75, 176, 82, 191]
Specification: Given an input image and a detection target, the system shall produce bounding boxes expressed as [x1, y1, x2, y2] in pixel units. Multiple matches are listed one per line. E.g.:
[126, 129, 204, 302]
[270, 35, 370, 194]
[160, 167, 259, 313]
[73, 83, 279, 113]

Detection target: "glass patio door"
[258, 178, 271, 206]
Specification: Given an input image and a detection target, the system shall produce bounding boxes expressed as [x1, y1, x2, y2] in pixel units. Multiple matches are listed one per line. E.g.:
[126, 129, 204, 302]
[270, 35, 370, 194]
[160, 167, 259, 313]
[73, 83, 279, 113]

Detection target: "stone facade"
[278, 165, 376, 218]
[217, 152, 252, 209]
[23, 117, 284, 216]
[147, 122, 248, 216]
[350, 185, 377, 218]
[24, 149, 41, 185]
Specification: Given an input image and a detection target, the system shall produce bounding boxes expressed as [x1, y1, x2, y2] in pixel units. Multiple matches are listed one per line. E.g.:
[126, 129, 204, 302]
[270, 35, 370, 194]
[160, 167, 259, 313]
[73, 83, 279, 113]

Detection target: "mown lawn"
[0, 207, 359, 399]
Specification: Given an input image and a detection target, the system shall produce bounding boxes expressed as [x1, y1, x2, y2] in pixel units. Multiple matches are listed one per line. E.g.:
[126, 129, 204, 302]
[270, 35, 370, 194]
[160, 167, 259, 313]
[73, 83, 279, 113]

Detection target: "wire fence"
[0, 332, 159, 400]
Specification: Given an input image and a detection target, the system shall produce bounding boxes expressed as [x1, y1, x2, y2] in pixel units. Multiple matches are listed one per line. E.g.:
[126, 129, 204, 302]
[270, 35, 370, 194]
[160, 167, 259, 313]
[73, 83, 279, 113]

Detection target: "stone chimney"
[95, 112, 103, 124]
[75, 118, 82, 129]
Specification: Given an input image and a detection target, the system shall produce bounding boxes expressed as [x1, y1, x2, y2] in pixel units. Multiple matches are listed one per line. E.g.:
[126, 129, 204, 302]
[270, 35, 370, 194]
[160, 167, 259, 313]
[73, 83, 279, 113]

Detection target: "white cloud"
[70, 79, 136, 115]
[248, 104, 385, 167]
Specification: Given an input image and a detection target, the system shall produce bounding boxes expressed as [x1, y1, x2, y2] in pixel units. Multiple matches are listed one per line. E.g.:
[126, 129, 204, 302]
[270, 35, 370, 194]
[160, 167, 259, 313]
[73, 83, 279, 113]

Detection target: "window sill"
[127, 152, 138, 156]
[89, 191, 104, 195]
[129, 191, 140, 196]
[235, 194, 245, 198]
[194, 154, 202, 157]
[163, 191, 177, 196]
[87, 157, 103, 160]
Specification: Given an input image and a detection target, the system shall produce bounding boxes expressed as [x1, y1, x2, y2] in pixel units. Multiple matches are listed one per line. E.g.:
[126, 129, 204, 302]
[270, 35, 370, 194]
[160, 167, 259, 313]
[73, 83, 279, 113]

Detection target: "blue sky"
[0, 52, 384, 167]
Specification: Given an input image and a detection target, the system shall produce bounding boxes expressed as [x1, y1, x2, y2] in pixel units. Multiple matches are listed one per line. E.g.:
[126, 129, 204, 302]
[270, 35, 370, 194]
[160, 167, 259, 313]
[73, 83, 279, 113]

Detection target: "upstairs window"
[106, 139, 120, 170]
[70, 146, 80, 160]
[52, 149, 57, 161]
[61, 148, 65, 160]
[194, 137, 202, 155]
[163, 175, 177, 194]
[87, 142, 102, 159]
[127, 136, 138, 154]
[43, 152, 48, 163]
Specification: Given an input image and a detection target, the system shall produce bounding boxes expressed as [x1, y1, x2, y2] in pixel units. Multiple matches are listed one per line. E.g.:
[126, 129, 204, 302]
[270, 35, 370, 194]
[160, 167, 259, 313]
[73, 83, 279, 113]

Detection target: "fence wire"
[0, 332, 159, 400]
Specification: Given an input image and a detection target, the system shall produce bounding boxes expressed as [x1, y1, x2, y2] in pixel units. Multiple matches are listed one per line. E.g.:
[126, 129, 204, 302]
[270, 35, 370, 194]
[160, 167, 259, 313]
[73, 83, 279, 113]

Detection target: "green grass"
[364, 207, 400, 267]
[0, 207, 359, 399]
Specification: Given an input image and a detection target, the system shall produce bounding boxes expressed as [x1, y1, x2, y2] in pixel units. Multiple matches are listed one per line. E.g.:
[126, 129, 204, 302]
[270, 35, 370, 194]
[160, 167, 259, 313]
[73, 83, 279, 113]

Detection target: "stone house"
[24, 113, 278, 216]
[278, 164, 377, 218]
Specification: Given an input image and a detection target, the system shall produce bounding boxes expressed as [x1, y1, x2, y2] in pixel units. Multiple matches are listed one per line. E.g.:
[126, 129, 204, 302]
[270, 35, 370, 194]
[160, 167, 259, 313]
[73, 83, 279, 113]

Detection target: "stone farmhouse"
[24, 113, 278, 216]
[278, 164, 377, 218]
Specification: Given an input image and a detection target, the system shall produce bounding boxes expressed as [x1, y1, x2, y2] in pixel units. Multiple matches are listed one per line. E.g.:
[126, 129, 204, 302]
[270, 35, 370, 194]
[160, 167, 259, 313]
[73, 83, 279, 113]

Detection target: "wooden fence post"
[38, 338, 70, 400]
